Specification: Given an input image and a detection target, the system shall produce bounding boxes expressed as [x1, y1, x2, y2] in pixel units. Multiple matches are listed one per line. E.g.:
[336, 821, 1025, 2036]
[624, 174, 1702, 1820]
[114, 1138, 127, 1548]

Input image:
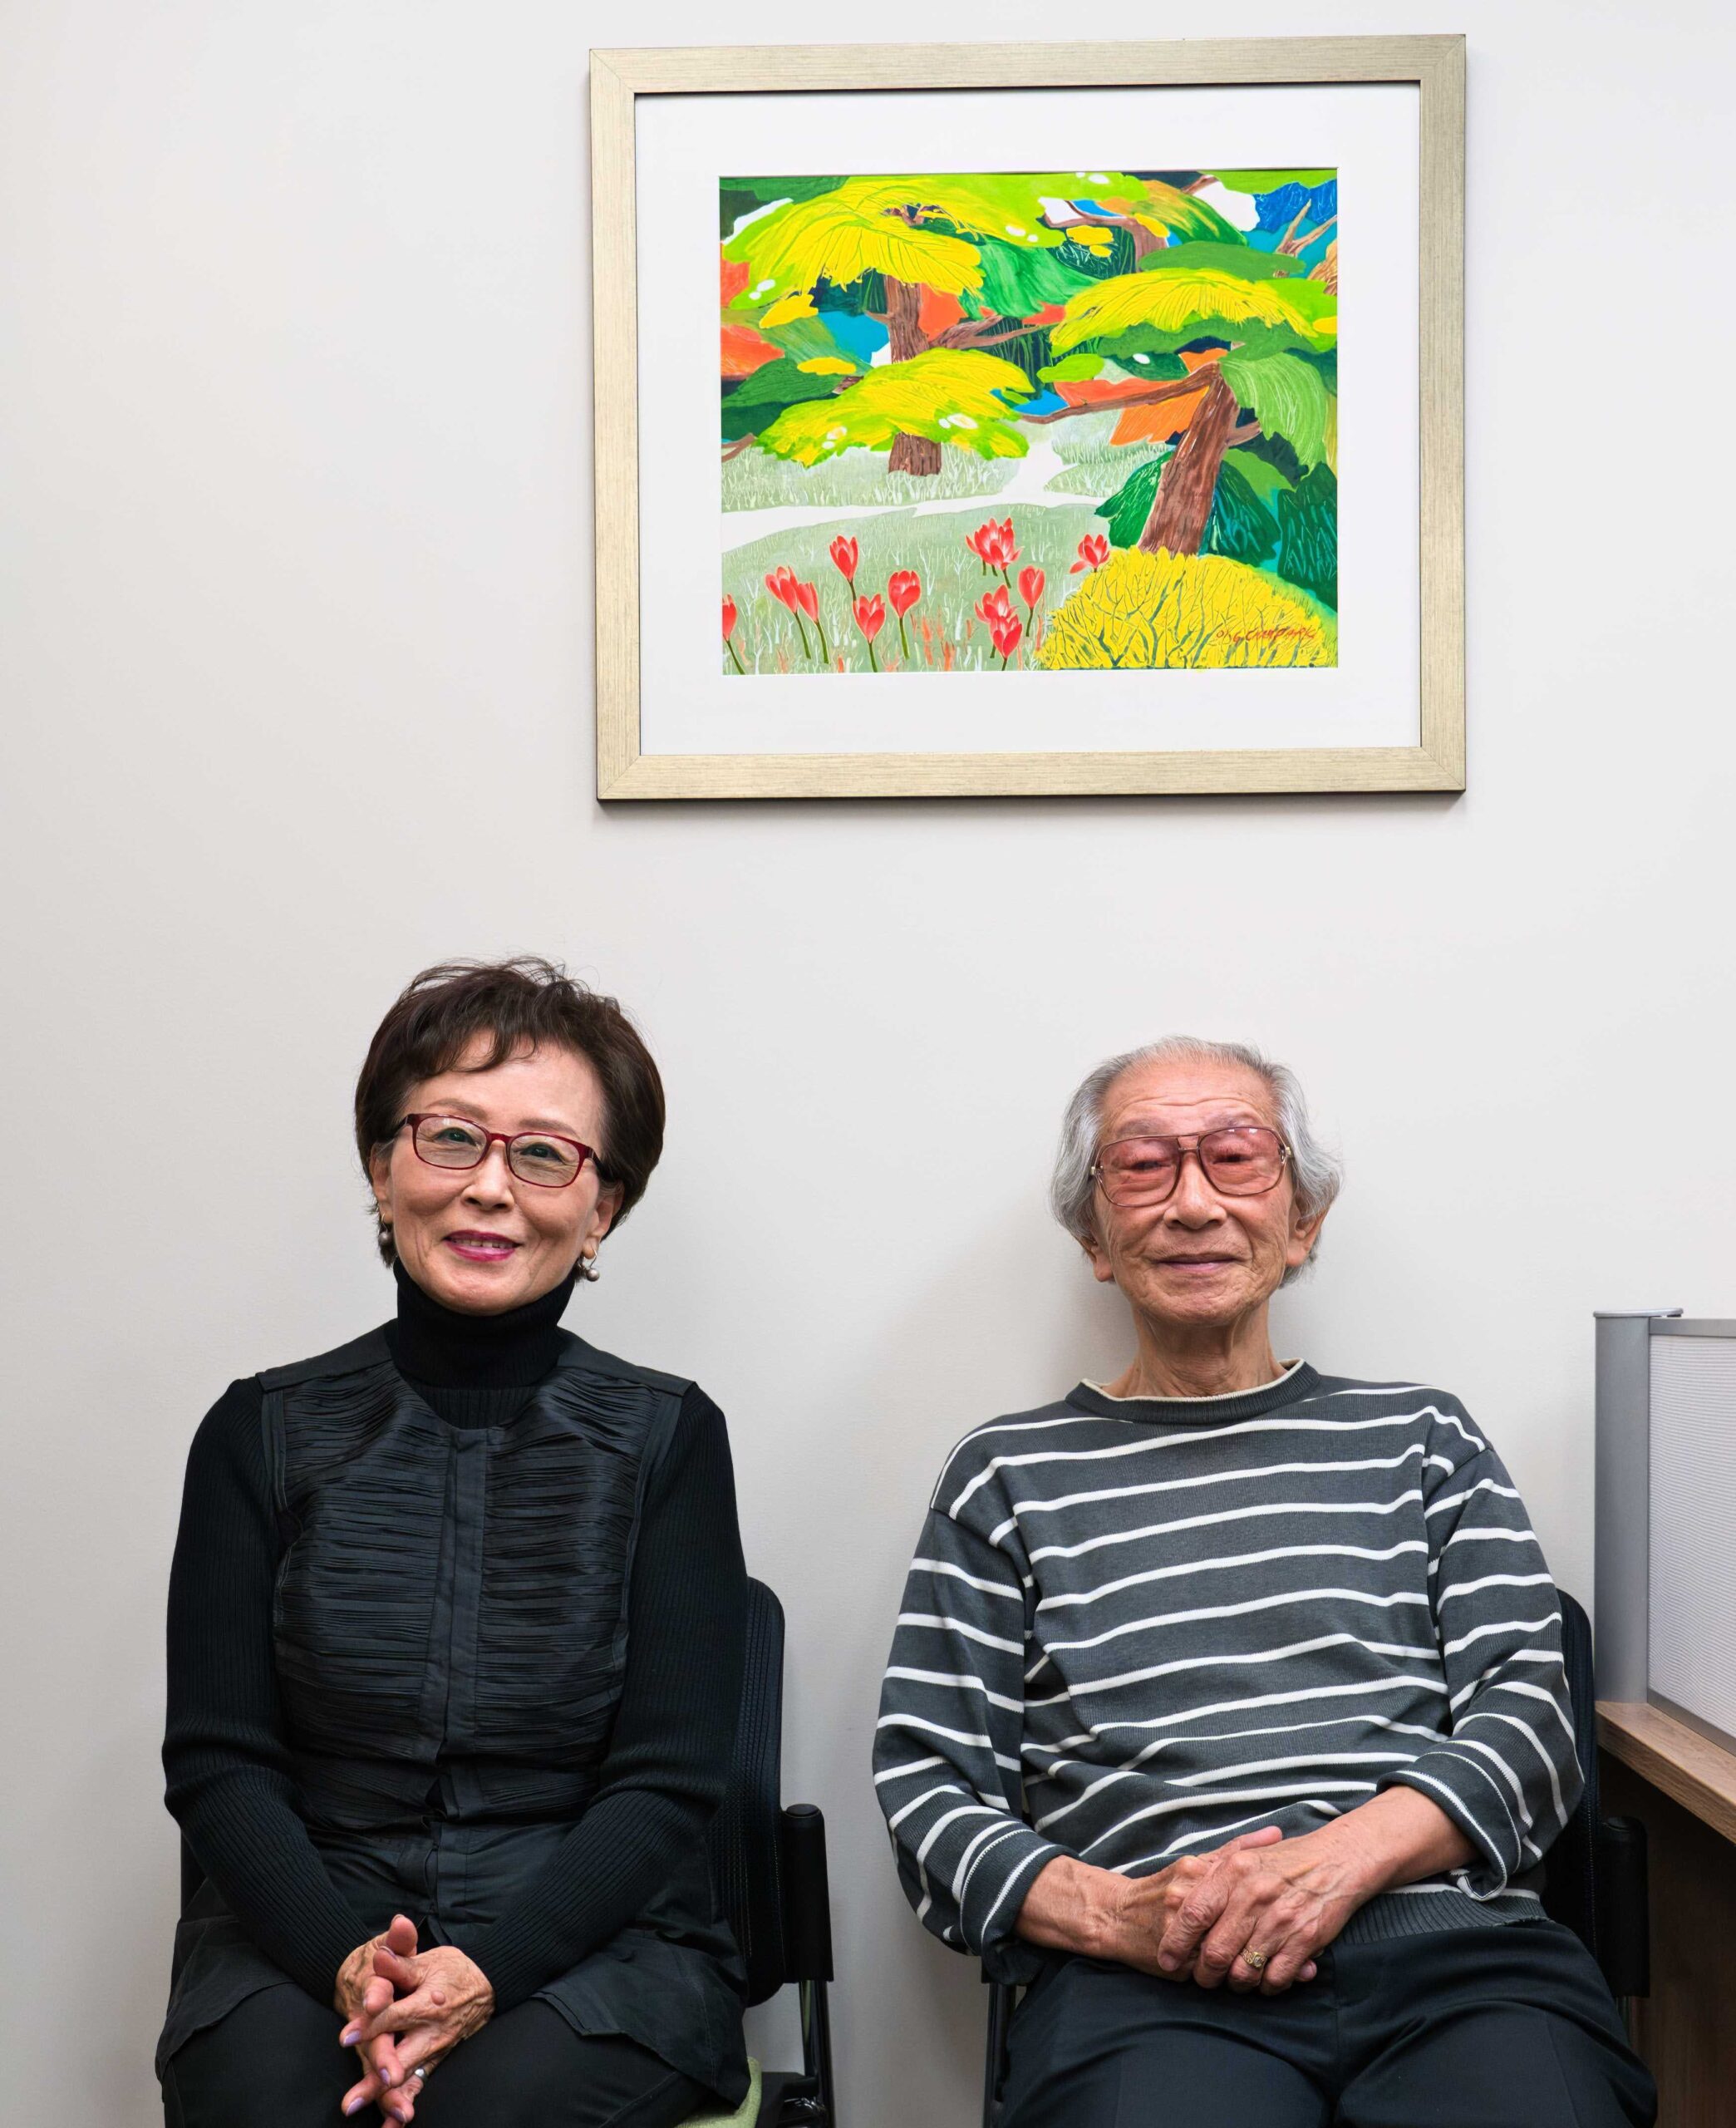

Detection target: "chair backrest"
[710, 1575, 790, 2007]
[1541, 1588, 1601, 1959]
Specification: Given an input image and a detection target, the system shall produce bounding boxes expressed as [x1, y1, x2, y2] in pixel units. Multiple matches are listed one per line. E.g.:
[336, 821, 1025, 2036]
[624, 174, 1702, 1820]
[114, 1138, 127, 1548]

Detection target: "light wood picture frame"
[592, 37, 1463, 800]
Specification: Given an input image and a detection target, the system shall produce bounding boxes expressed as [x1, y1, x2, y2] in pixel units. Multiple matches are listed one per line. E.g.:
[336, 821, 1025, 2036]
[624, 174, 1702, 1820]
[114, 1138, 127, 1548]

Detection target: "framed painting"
[591, 37, 1463, 800]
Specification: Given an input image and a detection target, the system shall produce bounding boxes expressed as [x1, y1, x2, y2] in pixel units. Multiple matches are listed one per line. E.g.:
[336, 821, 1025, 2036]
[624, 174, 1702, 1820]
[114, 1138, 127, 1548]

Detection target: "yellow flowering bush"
[1035, 548, 1336, 670]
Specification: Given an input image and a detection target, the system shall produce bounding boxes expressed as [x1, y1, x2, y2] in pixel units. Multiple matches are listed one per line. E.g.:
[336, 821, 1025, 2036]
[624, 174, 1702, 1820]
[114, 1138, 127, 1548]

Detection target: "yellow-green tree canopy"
[1051, 265, 1337, 356]
[755, 350, 1035, 465]
[723, 173, 1237, 325]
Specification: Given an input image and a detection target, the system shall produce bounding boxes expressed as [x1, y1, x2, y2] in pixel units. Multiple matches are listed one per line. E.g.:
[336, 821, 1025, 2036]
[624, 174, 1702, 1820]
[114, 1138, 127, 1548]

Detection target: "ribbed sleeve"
[162, 1381, 369, 2002]
[1381, 1410, 1582, 1896]
[457, 1386, 747, 2009]
[873, 1507, 1060, 1973]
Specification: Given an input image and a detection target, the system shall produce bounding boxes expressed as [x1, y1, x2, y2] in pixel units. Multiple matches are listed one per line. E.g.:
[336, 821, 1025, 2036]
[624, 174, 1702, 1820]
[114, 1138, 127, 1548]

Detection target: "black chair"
[978, 1588, 1646, 2127]
[713, 1576, 838, 2126]
[179, 1574, 835, 2127]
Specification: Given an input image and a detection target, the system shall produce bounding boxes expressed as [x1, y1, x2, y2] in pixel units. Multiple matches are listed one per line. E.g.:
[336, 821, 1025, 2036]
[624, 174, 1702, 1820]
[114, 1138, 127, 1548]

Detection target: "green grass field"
[721, 449, 1016, 513]
[723, 503, 1102, 675]
[1040, 409, 1164, 500]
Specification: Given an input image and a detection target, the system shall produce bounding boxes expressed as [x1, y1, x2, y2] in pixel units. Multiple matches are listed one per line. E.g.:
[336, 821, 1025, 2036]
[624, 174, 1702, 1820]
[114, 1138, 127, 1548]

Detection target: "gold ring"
[1242, 1948, 1268, 1972]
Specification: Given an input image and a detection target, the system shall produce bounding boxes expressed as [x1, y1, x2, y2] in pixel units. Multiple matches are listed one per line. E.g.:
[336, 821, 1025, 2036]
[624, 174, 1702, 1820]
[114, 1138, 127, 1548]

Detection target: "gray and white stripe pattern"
[874, 1363, 1581, 1973]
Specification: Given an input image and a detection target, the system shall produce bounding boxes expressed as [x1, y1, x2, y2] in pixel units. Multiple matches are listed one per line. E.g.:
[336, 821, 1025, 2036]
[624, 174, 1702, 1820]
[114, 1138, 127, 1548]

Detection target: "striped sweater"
[874, 1363, 1580, 1978]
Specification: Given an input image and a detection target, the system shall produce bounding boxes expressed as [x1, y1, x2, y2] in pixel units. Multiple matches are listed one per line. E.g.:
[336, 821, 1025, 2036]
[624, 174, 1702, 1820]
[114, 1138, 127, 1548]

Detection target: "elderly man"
[876, 1039, 1653, 2126]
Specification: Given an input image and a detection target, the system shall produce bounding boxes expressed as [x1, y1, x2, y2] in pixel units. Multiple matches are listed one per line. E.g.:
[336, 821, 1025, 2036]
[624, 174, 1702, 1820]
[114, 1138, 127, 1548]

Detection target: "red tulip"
[829, 534, 859, 583]
[721, 595, 744, 672]
[792, 579, 830, 660]
[966, 518, 1019, 574]
[765, 565, 813, 658]
[990, 613, 1023, 666]
[888, 569, 921, 658]
[853, 591, 887, 670]
[1070, 533, 1111, 574]
[1018, 566, 1045, 611]
[976, 584, 1016, 632]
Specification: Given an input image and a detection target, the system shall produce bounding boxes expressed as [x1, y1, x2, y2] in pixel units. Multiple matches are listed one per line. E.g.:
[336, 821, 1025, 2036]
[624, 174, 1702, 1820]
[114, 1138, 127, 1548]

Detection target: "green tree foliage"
[1094, 444, 1334, 603]
[720, 174, 1265, 476]
[1051, 263, 1335, 358]
[1052, 238, 1337, 554]
[1202, 458, 1281, 568]
[1098, 454, 1170, 548]
[1218, 351, 1335, 471]
[1274, 465, 1339, 609]
[721, 358, 848, 443]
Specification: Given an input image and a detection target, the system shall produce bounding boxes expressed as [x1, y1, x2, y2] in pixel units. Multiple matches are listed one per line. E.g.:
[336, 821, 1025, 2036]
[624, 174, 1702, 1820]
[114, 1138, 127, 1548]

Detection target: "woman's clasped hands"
[335, 1914, 495, 2120]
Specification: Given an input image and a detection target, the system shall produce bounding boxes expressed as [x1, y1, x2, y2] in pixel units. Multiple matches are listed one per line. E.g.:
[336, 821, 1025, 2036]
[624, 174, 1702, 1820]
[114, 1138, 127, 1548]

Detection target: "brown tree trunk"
[889, 431, 942, 475]
[884, 274, 942, 477]
[1138, 370, 1241, 558]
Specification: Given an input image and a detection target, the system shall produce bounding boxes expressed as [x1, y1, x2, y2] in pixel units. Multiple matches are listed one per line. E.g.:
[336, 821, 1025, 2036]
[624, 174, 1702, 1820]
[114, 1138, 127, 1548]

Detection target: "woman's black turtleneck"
[384, 1257, 578, 1421]
[163, 1266, 747, 2013]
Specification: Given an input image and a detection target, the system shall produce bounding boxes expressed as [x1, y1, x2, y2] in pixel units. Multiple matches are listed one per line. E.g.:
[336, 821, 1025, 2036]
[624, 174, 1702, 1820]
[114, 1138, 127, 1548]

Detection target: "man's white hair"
[1050, 1037, 1342, 1282]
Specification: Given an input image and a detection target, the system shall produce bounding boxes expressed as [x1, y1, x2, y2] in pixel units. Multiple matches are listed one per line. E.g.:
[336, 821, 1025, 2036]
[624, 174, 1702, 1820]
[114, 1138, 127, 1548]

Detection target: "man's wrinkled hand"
[1114, 1826, 1319, 1990]
[1152, 1827, 1363, 1995]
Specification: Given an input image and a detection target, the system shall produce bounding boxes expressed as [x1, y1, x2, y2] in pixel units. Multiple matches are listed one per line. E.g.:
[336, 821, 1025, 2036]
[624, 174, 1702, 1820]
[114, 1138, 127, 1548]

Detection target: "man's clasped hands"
[332, 1916, 494, 2120]
[1018, 1788, 1472, 1994]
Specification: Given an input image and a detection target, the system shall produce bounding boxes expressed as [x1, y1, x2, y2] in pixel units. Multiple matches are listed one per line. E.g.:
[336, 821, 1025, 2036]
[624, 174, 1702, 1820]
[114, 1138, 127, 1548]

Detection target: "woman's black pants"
[161, 1986, 711, 2128]
[1001, 1921, 1656, 2128]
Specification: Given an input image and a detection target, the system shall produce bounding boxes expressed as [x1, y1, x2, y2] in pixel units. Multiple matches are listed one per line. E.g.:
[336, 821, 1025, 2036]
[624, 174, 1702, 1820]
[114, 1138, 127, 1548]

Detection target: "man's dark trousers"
[1000, 1920, 1655, 2127]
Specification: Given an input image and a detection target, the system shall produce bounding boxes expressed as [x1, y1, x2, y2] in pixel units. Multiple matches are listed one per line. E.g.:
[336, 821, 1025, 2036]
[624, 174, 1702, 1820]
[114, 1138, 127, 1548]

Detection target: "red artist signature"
[1227, 624, 1316, 647]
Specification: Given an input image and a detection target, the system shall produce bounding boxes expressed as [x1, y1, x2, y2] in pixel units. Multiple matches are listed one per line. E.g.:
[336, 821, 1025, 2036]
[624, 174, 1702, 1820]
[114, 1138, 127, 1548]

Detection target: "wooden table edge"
[1596, 1700, 1736, 1847]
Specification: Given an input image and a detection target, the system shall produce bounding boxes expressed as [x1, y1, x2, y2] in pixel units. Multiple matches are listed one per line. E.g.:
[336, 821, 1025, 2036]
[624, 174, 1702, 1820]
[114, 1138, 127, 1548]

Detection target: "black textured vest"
[161, 1320, 748, 2102]
[262, 1327, 684, 1849]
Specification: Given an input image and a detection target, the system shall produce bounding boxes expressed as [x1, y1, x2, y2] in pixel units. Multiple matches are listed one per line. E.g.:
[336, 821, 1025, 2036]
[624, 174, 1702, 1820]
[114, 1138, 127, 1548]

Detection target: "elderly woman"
[159, 959, 748, 2128]
[877, 1037, 1655, 2127]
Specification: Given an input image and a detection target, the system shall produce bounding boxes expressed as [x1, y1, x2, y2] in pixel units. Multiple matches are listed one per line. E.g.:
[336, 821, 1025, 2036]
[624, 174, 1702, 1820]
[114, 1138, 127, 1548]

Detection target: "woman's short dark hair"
[354, 958, 665, 1273]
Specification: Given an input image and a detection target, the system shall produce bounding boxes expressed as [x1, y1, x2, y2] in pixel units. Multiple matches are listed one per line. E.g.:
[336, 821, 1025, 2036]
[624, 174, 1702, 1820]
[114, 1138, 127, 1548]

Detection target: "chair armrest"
[779, 1804, 834, 1983]
[1594, 1814, 1650, 1998]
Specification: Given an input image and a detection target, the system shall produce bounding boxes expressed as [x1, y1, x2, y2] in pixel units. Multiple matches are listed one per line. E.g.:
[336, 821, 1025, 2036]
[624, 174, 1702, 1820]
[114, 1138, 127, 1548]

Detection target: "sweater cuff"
[961, 1825, 1064, 1969]
[1379, 1756, 1516, 1898]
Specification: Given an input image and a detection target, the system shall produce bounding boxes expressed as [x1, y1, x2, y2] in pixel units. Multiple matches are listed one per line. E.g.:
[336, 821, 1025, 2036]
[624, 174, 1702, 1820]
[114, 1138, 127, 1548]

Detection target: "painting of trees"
[719, 169, 1341, 673]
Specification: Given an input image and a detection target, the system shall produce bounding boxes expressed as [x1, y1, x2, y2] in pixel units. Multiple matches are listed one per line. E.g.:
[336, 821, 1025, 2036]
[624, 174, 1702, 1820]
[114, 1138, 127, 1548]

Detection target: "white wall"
[3, 2, 1733, 2120]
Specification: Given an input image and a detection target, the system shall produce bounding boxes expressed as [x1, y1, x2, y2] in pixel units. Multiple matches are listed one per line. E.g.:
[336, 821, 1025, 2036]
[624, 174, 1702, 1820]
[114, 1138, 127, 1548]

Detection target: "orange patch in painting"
[721, 324, 782, 379]
[917, 287, 964, 337]
[720, 256, 750, 305]
[1056, 378, 1153, 409]
[1112, 387, 1207, 446]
